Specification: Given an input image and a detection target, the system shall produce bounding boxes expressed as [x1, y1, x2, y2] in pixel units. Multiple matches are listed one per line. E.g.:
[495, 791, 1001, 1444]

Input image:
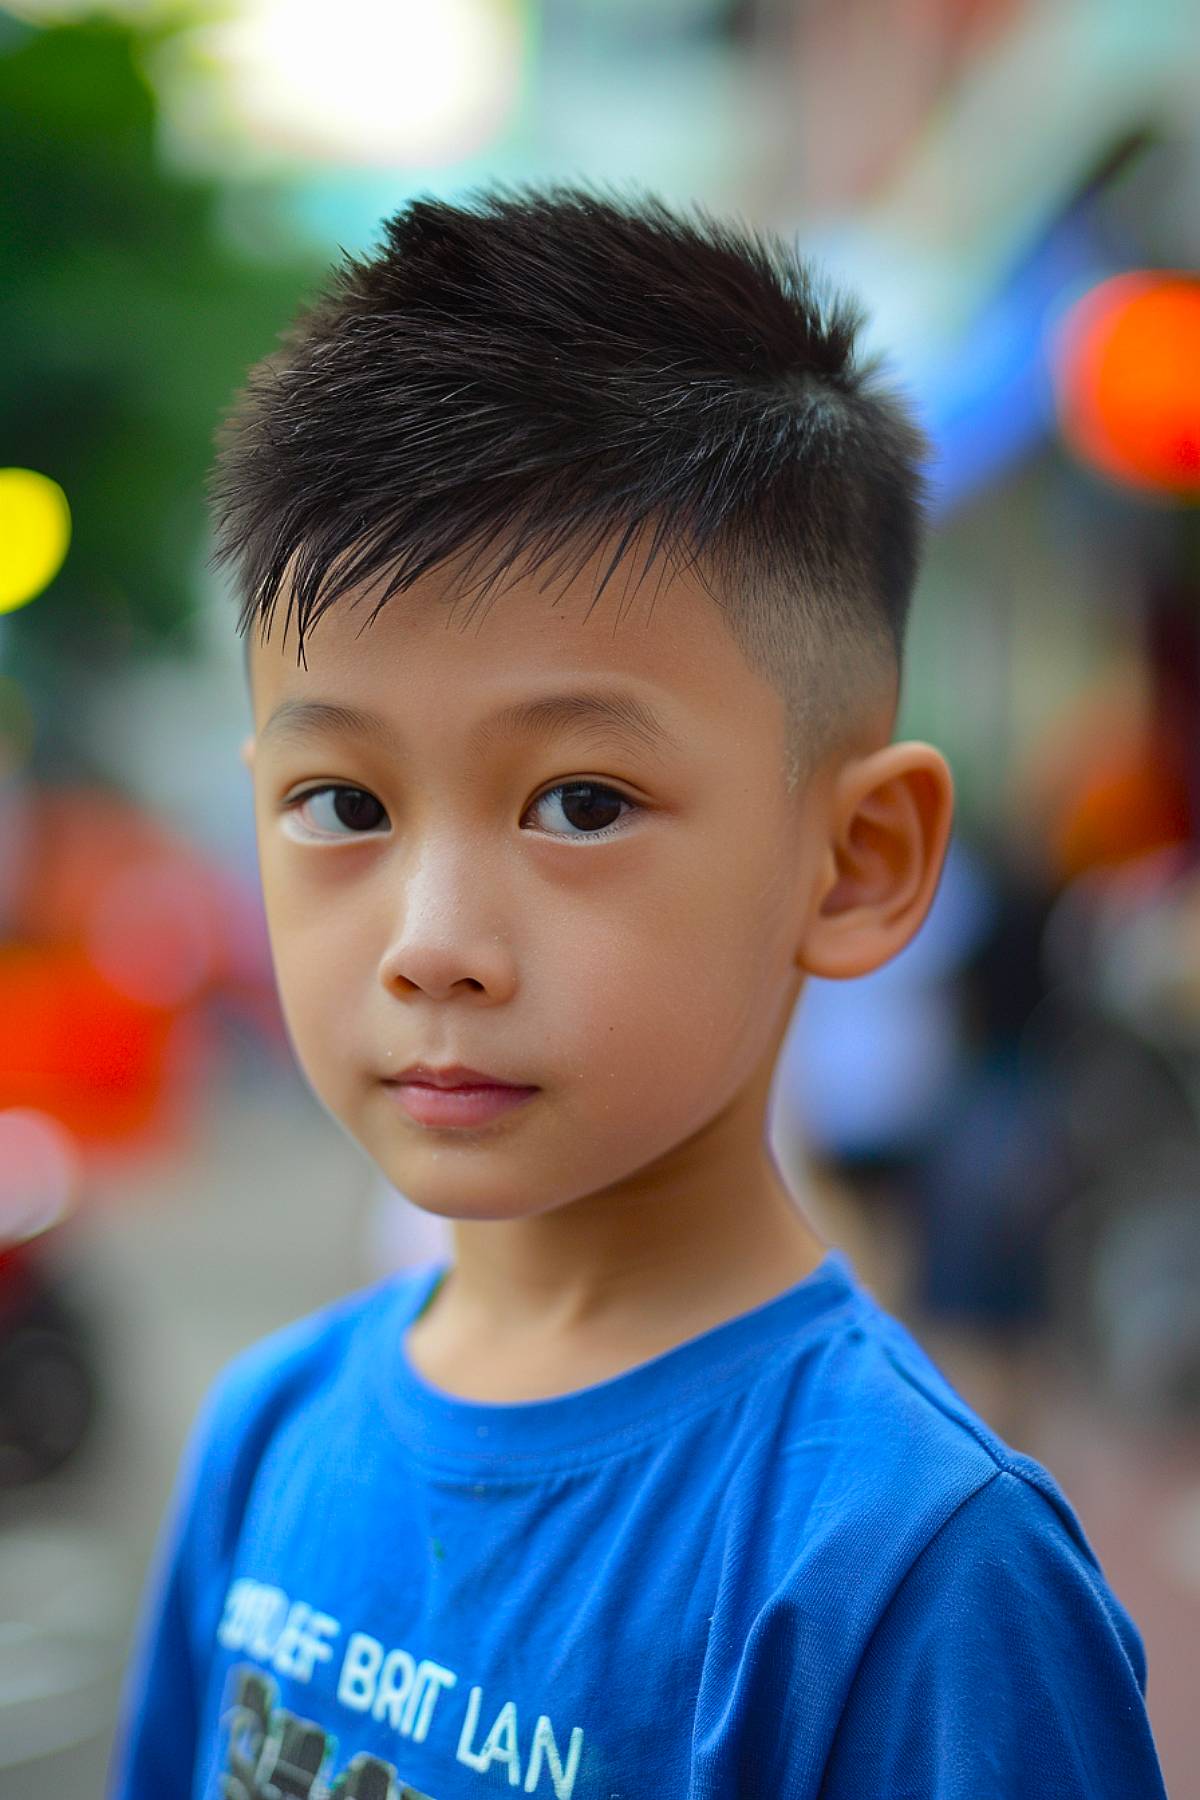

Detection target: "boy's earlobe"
[239, 734, 255, 772]
[795, 742, 954, 981]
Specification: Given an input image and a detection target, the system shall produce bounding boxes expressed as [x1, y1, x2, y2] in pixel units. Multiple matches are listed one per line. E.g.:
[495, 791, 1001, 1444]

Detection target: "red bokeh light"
[1054, 273, 1200, 496]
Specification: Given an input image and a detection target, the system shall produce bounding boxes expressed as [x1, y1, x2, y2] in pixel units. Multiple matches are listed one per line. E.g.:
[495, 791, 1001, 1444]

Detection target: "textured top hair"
[209, 183, 930, 779]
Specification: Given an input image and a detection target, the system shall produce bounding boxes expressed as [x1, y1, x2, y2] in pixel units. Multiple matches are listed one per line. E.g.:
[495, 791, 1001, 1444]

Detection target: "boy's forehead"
[247, 555, 779, 743]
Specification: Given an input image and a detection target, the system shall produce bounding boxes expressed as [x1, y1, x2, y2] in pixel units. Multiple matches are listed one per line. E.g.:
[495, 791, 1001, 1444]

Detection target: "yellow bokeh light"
[0, 467, 72, 614]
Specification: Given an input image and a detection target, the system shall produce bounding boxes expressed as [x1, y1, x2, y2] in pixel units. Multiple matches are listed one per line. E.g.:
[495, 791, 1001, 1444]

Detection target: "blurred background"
[2, 0, 1199, 1790]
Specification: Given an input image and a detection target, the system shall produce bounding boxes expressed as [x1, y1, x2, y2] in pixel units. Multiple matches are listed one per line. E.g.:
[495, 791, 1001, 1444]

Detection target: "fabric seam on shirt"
[876, 1339, 1021, 1476]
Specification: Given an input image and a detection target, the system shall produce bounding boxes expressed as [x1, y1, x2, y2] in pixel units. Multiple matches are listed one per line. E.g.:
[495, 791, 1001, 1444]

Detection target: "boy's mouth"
[382, 1066, 541, 1128]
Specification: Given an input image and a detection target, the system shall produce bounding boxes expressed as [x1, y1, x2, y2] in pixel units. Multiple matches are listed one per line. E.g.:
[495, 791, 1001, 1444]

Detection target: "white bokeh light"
[203, 0, 525, 166]
[0, 1108, 81, 1245]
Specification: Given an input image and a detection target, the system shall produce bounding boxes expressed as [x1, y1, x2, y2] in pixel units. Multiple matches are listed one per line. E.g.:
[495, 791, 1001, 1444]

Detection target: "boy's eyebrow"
[258, 690, 682, 758]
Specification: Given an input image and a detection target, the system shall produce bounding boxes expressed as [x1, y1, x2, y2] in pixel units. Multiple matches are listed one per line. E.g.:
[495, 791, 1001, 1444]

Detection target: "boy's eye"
[282, 781, 638, 842]
[284, 785, 389, 840]
[525, 781, 637, 840]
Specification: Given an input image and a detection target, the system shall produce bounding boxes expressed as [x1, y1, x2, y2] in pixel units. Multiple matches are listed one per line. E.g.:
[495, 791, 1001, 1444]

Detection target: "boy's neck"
[405, 1120, 829, 1400]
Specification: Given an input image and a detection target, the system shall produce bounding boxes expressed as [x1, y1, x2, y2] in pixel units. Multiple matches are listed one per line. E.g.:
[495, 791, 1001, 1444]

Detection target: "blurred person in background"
[899, 827, 1070, 1444]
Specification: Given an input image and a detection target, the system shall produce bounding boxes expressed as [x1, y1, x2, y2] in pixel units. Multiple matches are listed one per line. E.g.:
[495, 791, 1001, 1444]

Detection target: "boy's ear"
[795, 741, 954, 981]
[239, 734, 255, 772]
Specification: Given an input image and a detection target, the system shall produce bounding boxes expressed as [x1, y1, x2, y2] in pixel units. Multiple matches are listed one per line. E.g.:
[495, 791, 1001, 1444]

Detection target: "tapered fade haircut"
[209, 184, 930, 793]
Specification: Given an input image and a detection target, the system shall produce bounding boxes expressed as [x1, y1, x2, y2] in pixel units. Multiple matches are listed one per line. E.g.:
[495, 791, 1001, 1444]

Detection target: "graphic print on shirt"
[217, 1577, 587, 1798]
[220, 1665, 436, 1799]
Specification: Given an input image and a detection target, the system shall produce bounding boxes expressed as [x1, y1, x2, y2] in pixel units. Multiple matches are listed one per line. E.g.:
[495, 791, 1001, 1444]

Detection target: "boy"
[109, 187, 1166, 1798]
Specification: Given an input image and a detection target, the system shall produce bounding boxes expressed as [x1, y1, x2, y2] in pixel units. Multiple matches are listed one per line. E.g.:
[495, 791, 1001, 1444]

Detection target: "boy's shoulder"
[207, 1262, 429, 1405]
[805, 1285, 1069, 1509]
[751, 1287, 1160, 1797]
[184, 1265, 431, 1503]
[729, 1273, 1152, 1740]
[778, 1274, 1106, 1589]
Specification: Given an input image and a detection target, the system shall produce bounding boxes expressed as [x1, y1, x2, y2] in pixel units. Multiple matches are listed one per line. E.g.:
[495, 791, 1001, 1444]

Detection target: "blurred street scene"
[2, 0, 1199, 1793]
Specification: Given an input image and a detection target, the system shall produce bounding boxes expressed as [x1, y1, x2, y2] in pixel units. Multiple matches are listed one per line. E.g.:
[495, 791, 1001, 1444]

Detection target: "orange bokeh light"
[1054, 273, 1200, 496]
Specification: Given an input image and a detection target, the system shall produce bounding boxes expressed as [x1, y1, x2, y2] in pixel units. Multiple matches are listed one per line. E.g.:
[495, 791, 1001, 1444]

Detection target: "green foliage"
[0, 9, 323, 674]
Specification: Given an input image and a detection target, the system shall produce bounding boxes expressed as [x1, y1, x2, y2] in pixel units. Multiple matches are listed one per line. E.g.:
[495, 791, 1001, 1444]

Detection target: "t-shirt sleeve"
[106, 1346, 275, 1800]
[818, 1469, 1167, 1800]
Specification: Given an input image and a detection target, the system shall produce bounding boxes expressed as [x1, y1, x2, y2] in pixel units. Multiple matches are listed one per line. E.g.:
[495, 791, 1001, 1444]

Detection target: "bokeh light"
[0, 942, 185, 1144]
[0, 1106, 82, 1246]
[198, 0, 526, 166]
[1054, 273, 1200, 496]
[0, 467, 71, 614]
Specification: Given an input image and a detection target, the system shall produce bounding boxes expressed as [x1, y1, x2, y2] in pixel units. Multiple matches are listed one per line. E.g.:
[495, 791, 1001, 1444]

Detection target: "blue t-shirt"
[109, 1248, 1166, 1799]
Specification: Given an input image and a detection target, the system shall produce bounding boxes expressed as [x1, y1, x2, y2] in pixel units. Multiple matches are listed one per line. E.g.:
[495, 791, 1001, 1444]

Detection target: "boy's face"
[243, 550, 848, 1226]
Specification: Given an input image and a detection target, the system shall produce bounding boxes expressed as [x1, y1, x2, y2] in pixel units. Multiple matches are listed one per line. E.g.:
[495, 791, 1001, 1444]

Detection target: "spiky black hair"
[208, 183, 930, 789]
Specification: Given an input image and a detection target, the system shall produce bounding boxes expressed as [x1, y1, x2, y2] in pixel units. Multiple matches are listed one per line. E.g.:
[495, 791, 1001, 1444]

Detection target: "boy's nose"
[376, 871, 517, 1004]
[378, 942, 508, 1002]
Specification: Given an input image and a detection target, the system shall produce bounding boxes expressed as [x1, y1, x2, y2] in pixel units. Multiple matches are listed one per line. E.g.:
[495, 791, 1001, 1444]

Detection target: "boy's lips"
[386, 1062, 538, 1090]
[383, 1065, 540, 1127]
